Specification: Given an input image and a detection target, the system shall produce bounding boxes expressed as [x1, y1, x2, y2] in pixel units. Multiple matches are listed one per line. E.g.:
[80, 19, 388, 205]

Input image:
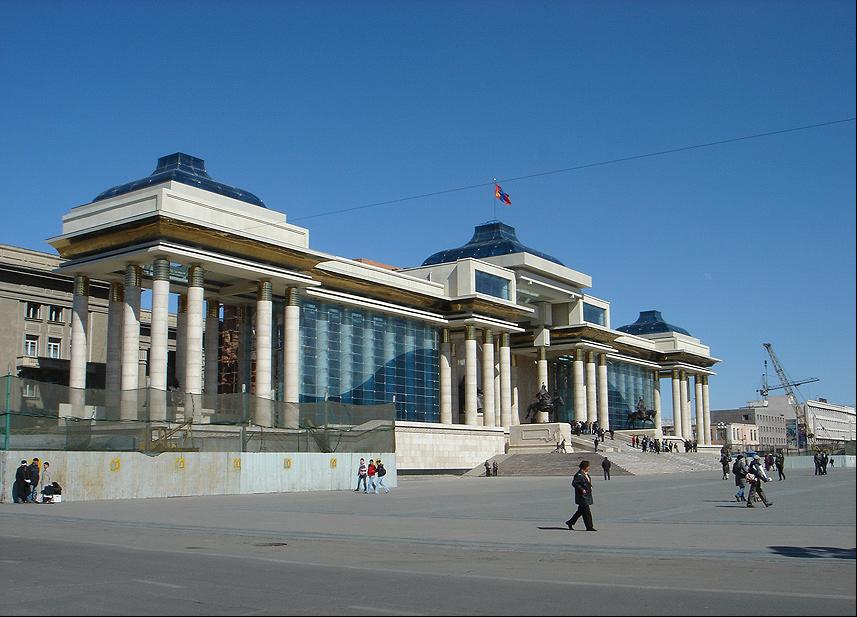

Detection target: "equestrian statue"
[526, 383, 564, 423]
[626, 396, 656, 428]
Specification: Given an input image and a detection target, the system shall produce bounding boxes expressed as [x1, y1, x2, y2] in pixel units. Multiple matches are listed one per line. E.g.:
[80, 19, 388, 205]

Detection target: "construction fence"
[0, 376, 395, 454]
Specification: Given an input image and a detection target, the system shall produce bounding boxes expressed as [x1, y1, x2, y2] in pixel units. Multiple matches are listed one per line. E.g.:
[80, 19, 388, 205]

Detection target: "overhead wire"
[271, 117, 855, 223]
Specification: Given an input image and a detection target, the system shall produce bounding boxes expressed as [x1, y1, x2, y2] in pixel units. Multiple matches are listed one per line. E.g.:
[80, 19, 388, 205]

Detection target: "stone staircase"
[464, 452, 634, 477]
[604, 450, 721, 475]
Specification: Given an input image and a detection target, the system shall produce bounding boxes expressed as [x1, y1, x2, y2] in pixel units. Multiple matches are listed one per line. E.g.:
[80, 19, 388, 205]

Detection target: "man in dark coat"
[13, 460, 31, 503]
[27, 458, 40, 503]
[601, 457, 612, 480]
[565, 460, 597, 531]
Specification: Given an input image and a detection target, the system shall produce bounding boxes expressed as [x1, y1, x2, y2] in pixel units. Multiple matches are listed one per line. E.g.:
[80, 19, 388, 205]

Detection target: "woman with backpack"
[375, 459, 390, 494]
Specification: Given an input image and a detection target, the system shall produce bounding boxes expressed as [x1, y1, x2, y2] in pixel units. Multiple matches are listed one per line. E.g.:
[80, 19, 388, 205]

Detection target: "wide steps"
[478, 453, 633, 477]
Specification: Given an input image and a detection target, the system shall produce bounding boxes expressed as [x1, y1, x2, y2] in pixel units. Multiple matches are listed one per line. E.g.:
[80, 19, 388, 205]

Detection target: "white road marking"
[131, 578, 185, 589]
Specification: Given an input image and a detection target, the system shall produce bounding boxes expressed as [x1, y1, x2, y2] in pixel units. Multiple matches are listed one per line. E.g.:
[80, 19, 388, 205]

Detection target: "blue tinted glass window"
[475, 270, 510, 300]
[296, 299, 439, 422]
[606, 361, 655, 429]
[583, 303, 606, 326]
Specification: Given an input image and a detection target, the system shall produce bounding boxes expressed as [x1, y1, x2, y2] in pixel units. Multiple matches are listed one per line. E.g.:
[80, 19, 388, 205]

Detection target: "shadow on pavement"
[538, 526, 571, 531]
[769, 546, 856, 559]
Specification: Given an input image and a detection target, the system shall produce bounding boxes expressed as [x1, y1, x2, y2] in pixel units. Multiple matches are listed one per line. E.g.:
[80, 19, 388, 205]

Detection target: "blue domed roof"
[422, 221, 564, 266]
[93, 153, 266, 208]
[617, 310, 691, 336]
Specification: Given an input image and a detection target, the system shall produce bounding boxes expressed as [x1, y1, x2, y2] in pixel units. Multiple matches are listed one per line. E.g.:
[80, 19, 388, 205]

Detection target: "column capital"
[124, 264, 142, 288]
[672, 368, 680, 379]
[598, 353, 607, 366]
[441, 328, 451, 344]
[73, 274, 90, 297]
[257, 280, 273, 302]
[482, 329, 494, 344]
[152, 257, 171, 281]
[109, 281, 124, 303]
[286, 286, 300, 306]
[465, 325, 476, 340]
[206, 301, 221, 318]
[188, 265, 205, 287]
[500, 332, 510, 347]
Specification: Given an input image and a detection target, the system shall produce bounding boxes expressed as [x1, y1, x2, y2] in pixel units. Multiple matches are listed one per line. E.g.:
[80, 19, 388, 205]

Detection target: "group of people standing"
[354, 457, 390, 494]
[813, 451, 833, 475]
[13, 458, 59, 504]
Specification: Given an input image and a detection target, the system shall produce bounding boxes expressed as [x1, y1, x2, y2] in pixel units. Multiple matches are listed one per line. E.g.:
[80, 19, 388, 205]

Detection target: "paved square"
[1, 468, 854, 615]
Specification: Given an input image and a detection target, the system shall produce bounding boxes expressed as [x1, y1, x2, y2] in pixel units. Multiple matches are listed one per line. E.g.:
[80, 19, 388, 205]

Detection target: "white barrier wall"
[1, 451, 395, 503]
[783, 454, 855, 470]
[394, 421, 506, 470]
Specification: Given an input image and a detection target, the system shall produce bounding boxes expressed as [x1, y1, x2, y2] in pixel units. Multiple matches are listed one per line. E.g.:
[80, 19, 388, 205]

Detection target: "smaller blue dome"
[422, 221, 564, 266]
[617, 310, 691, 336]
[93, 153, 266, 208]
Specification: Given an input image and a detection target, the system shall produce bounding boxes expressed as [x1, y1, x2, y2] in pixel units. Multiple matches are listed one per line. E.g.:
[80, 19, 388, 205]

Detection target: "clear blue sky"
[1, 1, 854, 411]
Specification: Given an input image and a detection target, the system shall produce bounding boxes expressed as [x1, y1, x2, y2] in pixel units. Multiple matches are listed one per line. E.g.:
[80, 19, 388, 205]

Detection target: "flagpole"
[492, 177, 497, 221]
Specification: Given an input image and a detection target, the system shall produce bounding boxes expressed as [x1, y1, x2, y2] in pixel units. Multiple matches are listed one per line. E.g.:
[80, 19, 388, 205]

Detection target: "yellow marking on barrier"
[176, 456, 185, 470]
[284, 457, 292, 469]
[329, 457, 337, 469]
[232, 458, 241, 470]
[109, 457, 121, 472]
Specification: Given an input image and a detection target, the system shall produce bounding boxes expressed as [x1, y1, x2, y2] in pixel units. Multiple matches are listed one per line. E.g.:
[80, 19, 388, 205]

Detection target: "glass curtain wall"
[298, 300, 439, 422]
[549, 358, 575, 423]
[607, 360, 654, 429]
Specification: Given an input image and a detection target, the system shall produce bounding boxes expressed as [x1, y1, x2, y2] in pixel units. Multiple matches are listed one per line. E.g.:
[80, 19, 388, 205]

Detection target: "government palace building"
[3, 153, 720, 471]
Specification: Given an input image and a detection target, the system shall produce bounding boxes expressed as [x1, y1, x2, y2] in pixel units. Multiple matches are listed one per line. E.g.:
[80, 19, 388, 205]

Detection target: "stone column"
[573, 349, 586, 423]
[254, 281, 273, 427]
[450, 340, 460, 424]
[671, 369, 682, 438]
[680, 371, 691, 441]
[105, 282, 123, 403]
[597, 353, 609, 431]
[499, 333, 512, 428]
[511, 354, 519, 425]
[69, 275, 90, 390]
[702, 375, 712, 445]
[149, 259, 171, 422]
[175, 294, 187, 390]
[283, 287, 300, 428]
[481, 330, 495, 427]
[204, 300, 220, 394]
[184, 266, 205, 403]
[121, 265, 142, 391]
[653, 371, 662, 435]
[464, 325, 478, 425]
[537, 346, 549, 393]
[585, 351, 597, 424]
[120, 265, 142, 421]
[695, 374, 705, 444]
[493, 353, 501, 427]
[439, 328, 452, 424]
[149, 258, 170, 392]
[238, 305, 251, 394]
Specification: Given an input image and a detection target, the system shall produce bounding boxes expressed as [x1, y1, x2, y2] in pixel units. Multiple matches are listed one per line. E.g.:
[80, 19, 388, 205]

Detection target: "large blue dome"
[617, 310, 691, 336]
[422, 221, 564, 266]
[93, 153, 266, 208]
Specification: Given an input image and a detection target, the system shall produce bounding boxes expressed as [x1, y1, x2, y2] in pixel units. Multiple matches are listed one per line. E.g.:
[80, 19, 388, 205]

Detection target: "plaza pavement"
[0, 467, 854, 615]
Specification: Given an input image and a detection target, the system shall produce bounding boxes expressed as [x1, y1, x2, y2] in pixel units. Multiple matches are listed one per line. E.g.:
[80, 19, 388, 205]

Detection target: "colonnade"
[67, 260, 304, 425]
[668, 368, 712, 444]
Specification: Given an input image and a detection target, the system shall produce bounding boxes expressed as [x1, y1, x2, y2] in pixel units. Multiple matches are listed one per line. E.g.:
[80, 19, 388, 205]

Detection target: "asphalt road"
[0, 468, 854, 615]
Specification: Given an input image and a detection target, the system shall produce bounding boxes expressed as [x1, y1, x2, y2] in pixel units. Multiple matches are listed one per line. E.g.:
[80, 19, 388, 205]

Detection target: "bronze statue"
[526, 384, 564, 423]
[626, 397, 656, 428]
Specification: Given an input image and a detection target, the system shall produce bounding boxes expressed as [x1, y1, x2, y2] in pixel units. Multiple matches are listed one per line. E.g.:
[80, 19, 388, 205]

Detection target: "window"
[48, 306, 63, 323]
[26, 302, 41, 320]
[474, 271, 510, 300]
[23, 382, 39, 399]
[47, 338, 62, 359]
[583, 303, 606, 326]
[24, 334, 39, 356]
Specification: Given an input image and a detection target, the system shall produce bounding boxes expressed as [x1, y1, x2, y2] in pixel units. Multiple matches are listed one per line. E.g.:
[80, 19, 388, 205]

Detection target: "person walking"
[732, 454, 748, 502]
[565, 460, 597, 531]
[745, 455, 773, 508]
[366, 459, 377, 494]
[484, 460, 491, 477]
[354, 458, 368, 492]
[720, 453, 731, 480]
[374, 459, 390, 494]
[601, 457, 611, 481]
[492, 461, 499, 477]
[775, 450, 786, 481]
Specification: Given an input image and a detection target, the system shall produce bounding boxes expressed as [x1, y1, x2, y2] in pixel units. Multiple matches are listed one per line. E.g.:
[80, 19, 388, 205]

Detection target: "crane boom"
[762, 343, 816, 451]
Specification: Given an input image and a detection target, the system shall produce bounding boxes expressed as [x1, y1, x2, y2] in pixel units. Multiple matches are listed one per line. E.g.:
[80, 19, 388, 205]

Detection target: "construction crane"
[760, 343, 819, 452]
